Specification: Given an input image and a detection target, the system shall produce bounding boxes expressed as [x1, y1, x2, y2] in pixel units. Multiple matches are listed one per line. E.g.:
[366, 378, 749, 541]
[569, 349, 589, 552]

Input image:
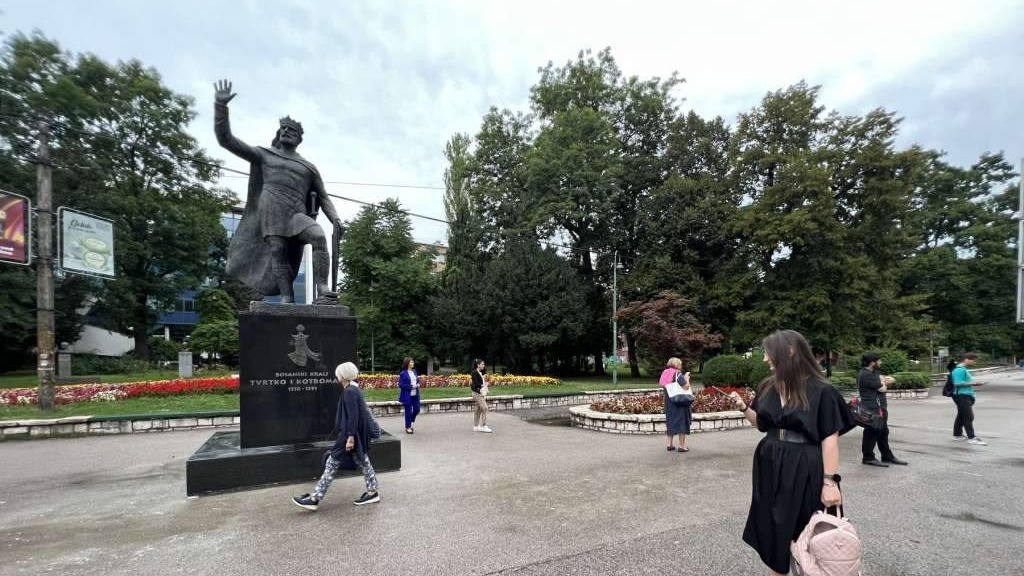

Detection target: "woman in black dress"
[728, 330, 855, 575]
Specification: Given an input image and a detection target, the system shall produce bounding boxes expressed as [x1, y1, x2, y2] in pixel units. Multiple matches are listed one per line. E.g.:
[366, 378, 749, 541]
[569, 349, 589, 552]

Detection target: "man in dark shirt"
[858, 353, 908, 467]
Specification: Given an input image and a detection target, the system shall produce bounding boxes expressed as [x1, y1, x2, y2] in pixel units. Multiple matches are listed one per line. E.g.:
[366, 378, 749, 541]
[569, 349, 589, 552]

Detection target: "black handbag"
[848, 397, 884, 431]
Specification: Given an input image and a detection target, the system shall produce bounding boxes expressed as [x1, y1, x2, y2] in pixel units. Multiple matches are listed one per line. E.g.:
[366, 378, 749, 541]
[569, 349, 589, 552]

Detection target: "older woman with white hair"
[293, 362, 382, 511]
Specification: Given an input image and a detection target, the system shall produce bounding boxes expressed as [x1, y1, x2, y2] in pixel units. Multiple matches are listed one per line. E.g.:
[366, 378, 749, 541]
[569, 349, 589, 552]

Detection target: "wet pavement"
[2, 371, 1023, 575]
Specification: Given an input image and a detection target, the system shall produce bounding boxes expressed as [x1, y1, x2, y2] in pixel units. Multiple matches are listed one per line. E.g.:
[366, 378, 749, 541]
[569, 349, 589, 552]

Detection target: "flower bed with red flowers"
[355, 373, 559, 390]
[589, 386, 754, 415]
[0, 373, 560, 406]
[0, 376, 240, 406]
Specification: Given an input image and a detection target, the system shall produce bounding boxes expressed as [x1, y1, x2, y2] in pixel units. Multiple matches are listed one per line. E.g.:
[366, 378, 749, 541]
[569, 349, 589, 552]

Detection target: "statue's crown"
[279, 116, 304, 134]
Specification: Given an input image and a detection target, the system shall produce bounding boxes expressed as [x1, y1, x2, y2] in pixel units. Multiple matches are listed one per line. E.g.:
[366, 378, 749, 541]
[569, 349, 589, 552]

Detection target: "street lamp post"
[369, 281, 375, 374]
[612, 251, 623, 386]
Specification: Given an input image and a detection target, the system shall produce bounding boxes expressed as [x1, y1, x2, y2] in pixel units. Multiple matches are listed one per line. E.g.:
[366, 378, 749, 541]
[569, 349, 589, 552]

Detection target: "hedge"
[877, 348, 909, 375]
[830, 374, 856, 389]
[702, 355, 754, 387]
[890, 371, 930, 390]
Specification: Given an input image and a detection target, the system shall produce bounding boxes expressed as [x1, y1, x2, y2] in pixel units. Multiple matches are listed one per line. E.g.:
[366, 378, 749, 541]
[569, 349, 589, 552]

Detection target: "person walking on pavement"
[727, 330, 855, 575]
[950, 353, 987, 445]
[398, 357, 421, 434]
[858, 353, 908, 467]
[292, 362, 382, 511]
[471, 359, 493, 433]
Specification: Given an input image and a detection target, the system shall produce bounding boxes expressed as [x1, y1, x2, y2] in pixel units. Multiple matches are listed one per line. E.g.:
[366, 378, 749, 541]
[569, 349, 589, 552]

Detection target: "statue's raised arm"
[213, 79, 260, 163]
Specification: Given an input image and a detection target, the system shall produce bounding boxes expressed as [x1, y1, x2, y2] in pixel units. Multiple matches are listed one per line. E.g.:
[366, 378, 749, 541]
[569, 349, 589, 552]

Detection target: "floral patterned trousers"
[312, 454, 378, 501]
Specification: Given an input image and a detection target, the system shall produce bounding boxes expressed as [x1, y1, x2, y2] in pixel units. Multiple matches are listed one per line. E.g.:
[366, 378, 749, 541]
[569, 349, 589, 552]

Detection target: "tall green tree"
[729, 83, 926, 354]
[899, 153, 1021, 356]
[478, 239, 592, 373]
[432, 134, 485, 364]
[339, 198, 436, 369]
[0, 33, 234, 358]
[188, 288, 239, 365]
[469, 107, 536, 246]
[628, 111, 742, 362]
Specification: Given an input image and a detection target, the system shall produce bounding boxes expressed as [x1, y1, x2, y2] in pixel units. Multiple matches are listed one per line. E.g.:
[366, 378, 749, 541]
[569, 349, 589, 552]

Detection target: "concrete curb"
[0, 411, 241, 440]
[0, 389, 664, 441]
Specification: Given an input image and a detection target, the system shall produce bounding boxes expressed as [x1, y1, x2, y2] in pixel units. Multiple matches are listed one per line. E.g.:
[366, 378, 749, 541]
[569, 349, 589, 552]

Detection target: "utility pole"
[612, 251, 621, 386]
[1017, 158, 1024, 323]
[36, 120, 56, 411]
[369, 280, 375, 374]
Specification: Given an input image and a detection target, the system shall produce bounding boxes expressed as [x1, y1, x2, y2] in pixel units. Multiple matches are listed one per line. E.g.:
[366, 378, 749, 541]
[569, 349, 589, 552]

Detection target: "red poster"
[0, 190, 30, 265]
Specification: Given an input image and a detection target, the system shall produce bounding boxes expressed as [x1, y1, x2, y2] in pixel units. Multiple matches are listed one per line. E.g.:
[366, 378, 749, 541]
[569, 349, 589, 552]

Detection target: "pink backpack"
[790, 508, 862, 576]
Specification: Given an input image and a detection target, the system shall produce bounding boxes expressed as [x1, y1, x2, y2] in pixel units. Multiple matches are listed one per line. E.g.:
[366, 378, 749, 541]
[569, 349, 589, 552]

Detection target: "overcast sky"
[3, 0, 1022, 244]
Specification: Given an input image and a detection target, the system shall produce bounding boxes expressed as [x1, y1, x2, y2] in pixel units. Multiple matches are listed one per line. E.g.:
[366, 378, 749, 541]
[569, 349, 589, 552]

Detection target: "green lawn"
[0, 369, 235, 390]
[0, 394, 240, 420]
[0, 377, 661, 421]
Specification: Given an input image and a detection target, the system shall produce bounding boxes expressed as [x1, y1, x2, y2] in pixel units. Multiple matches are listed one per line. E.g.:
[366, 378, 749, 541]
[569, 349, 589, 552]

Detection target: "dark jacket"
[857, 368, 887, 410]
[330, 383, 377, 462]
[470, 370, 484, 394]
[398, 369, 418, 405]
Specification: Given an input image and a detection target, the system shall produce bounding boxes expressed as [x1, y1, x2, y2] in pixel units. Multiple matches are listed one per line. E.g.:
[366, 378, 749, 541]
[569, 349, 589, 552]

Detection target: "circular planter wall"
[569, 405, 751, 435]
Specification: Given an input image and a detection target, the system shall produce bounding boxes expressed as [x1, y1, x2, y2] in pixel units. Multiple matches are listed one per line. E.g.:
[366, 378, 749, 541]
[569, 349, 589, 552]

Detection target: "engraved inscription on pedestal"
[239, 304, 357, 448]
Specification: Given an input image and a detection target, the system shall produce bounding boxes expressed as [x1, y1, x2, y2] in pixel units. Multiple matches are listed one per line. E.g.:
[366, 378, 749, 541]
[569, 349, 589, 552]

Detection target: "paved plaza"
[2, 372, 1024, 575]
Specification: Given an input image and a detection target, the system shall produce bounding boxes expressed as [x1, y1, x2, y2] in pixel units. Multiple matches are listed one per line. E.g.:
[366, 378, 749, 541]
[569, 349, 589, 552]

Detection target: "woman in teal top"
[949, 353, 986, 445]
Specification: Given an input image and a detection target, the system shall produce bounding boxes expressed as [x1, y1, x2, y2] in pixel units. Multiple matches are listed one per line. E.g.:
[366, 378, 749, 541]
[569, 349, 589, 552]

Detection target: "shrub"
[73, 354, 151, 375]
[590, 387, 754, 415]
[747, 352, 772, 386]
[877, 348, 909, 375]
[890, 371, 929, 390]
[189, 319, 240, 364]
[702, 355, 751, 387]
[830, 374, 856, 390]
[148, 337, 181, 363]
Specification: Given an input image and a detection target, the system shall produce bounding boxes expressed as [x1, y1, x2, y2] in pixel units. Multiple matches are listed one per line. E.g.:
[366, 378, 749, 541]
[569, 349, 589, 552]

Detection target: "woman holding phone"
[727, 330, 855, 575]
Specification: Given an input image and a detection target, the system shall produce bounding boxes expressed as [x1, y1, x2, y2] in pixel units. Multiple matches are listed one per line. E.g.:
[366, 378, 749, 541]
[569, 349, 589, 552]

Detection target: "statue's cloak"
[226, 146, 323, 296]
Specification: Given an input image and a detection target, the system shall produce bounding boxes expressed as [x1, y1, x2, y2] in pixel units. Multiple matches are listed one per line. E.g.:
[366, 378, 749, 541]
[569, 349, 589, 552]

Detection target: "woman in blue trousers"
[398, 357, 421, 434]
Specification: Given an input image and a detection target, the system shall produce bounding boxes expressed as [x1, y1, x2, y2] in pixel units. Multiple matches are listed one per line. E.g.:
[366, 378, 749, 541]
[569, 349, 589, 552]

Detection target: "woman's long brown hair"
[760, 330, 822, 410]
[401, 357, 414, 371]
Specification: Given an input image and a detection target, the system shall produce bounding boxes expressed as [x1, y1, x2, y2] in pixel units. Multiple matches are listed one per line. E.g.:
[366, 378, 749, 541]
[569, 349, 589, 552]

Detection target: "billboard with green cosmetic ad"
[60, 207, 115, 277]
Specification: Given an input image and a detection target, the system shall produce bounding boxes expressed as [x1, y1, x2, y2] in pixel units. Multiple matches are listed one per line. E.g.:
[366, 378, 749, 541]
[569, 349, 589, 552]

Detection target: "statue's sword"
[331, 222, 342, 293]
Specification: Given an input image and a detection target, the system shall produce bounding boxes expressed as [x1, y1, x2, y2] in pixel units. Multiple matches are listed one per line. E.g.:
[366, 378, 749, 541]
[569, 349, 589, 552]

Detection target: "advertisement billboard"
[59, 207, 115, 277]
[0, 189, 31, 266]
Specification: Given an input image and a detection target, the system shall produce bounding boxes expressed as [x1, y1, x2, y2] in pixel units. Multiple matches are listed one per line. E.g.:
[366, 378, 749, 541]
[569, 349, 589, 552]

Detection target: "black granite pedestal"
[186, 430, 402, 496]
[185, 302, 401, 496]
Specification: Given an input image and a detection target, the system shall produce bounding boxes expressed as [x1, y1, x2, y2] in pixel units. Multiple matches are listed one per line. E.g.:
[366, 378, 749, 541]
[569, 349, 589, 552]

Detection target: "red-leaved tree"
[616, 290, 722, 373]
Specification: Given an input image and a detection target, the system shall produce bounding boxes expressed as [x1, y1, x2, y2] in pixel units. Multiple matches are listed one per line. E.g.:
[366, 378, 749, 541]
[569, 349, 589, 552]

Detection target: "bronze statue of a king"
[214, 79, 343, 304]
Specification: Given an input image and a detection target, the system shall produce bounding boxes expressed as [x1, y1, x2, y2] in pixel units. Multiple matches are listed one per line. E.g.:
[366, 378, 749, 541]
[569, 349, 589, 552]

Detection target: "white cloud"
[4, 0, 1022, 243]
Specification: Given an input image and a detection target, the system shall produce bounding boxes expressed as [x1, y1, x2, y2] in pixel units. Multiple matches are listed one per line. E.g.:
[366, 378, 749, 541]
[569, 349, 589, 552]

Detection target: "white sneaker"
[953, 436, 967, 441]
[480, 425, 494, 433]
[967, 437, 988, 446]
[472, 426, 481, 432]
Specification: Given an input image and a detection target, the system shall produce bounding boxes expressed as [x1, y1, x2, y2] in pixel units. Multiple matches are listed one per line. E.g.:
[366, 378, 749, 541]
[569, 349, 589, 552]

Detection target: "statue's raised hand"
[214, 79, 236, 105]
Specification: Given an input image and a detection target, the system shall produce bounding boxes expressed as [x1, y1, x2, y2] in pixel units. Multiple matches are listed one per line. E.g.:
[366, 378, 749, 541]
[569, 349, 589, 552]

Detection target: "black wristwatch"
[824, 473, 842, 483]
